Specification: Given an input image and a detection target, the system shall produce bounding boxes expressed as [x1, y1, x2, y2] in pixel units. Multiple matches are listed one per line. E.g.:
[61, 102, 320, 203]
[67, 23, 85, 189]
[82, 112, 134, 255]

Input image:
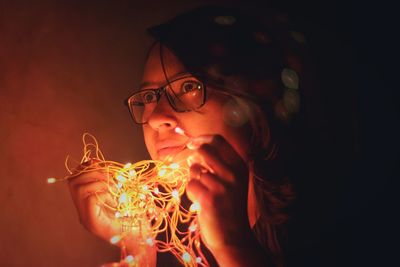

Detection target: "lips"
[157, 146, 186, 159]
[155, 140, 187, 159]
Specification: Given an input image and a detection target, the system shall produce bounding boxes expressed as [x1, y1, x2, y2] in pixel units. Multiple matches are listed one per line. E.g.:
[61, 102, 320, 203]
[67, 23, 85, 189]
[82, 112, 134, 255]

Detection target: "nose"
[147, 93, 177, 131]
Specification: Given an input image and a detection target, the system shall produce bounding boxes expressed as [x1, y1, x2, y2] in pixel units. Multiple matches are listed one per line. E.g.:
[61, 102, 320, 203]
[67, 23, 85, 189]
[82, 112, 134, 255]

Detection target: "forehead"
[141, 44, 188, 88]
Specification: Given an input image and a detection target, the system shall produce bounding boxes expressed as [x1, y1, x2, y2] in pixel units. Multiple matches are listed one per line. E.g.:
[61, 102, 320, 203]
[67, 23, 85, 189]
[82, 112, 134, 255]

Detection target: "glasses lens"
[128, 90, 158, 123]
[127, 77, 205, 124]
[167, 78, 205, 111]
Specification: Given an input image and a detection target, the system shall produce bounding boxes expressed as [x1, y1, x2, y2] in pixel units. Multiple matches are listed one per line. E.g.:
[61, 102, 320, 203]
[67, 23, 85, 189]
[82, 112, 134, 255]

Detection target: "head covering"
[147, 5, 304, 123]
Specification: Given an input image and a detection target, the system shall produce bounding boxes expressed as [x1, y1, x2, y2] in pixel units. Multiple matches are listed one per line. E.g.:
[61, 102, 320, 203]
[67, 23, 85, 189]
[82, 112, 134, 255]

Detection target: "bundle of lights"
[48, 133, 208, 267]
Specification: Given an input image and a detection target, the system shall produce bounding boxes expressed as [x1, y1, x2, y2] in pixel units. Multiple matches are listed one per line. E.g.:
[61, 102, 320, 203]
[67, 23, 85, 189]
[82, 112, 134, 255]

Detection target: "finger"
[187, 179, 225, 213]
[190, 164, 227, 193]
[189, 163, 205, 180]
[198, 171, 227, 193]
[186, 178, 209, 204]
[81, 191, 117, 237]
[70, 158, 96, 174]
[196, 144, 236, 184]
[74, 180, 109, 203]
[186, 135, 214, 150]
[70, 158, 106, 176]
[68, 171, 107, 190]
[85, 191, 117, 219]
[70, 181, 110, 217]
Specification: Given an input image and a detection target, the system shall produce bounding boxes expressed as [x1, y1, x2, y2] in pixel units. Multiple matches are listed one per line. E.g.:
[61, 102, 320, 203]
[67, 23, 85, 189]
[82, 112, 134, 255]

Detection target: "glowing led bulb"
[142, 185, 148, 191]
[124, 163, 132, 169]
[153, 187, 159, 194]
[116, 175, 127, 183]
[158, 169, 167, 177]
[169, 163, 179, 169]
[196, 257, 202, 263]
[128, 169, 136, 178]
[110, 235, 121, 244]
[125, 255, 135, 264]
[146, 237, 154, 246]
[47, 177, 56, 184]
[117, 182, 123, 189]
[190, 201, 201, 212]
[182, 252, 191, 263]
[115, 212, 121, 218]
[189, 224, 197, 232]
[174, 127, 185, 135]
[171, 189, 179, 200]
[119, 193, 128, 204]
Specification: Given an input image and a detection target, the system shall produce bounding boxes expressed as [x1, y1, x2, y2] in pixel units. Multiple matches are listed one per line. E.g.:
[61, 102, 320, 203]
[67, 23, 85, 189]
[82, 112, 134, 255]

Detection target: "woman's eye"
[142, 92, 156, 103]
[182, 81, 201, 94]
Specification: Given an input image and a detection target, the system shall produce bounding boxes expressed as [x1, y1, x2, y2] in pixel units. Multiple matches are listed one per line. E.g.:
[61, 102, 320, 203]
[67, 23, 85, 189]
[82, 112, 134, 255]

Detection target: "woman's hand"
[67, 161, 156, 266]
[68, 165, 119, 242]
[186, 135, 272, 266]
[185, 136, 252, 248]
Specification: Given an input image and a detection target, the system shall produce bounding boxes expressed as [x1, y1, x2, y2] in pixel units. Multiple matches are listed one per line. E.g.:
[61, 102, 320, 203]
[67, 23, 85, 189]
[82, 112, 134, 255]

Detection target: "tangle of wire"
[48, 133, 209, 267]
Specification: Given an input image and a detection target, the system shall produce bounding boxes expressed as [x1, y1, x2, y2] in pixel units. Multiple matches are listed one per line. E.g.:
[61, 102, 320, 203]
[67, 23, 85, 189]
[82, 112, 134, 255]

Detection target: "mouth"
[157, 146, 186, 160]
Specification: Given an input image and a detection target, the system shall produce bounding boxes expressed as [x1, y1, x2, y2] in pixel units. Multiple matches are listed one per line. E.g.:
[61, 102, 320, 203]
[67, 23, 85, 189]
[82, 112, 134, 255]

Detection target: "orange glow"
[49, 133, 209, 267]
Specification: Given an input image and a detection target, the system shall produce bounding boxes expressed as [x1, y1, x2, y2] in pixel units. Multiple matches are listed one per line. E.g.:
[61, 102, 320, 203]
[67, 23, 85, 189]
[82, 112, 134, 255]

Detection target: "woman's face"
[140, 43, 252, 163]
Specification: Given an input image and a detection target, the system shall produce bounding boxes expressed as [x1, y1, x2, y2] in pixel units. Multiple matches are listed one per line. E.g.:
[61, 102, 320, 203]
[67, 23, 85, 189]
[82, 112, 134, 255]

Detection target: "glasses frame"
[125, 75, 207, 124]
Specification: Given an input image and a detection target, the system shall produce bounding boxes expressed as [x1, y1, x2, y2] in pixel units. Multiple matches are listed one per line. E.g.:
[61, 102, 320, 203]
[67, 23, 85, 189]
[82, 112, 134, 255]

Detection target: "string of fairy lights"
[48, 132, 208, 267]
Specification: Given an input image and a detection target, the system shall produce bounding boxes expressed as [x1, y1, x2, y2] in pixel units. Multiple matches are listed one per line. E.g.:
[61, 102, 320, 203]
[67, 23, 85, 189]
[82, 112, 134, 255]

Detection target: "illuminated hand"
[185, 136, 256, 254]
[67, 160, 156, 266]
[68, 161, 118, 241]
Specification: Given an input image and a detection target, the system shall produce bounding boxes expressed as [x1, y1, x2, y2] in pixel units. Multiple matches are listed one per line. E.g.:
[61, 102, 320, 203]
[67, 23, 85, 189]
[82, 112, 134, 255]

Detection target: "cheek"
[142, 126, 156, 158]
[211, 98, 252, 159]
[192, 98, 251, 160]
[182, 100, 226, 134]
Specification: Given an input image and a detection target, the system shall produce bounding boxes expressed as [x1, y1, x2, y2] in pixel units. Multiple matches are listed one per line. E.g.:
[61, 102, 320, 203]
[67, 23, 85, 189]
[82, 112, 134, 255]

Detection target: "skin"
[68, 43, 271, 266]
[141, 44, 252, 163]
[142, 43, 270, 265]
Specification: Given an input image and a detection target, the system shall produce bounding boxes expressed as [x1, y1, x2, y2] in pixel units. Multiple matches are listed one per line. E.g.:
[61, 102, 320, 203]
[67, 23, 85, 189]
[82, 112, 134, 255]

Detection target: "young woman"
[68, 6, 308, 266]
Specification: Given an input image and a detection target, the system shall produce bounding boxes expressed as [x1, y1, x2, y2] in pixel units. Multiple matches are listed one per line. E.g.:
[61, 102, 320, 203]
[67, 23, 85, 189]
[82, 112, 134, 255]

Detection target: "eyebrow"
[139, 71, 192, 89]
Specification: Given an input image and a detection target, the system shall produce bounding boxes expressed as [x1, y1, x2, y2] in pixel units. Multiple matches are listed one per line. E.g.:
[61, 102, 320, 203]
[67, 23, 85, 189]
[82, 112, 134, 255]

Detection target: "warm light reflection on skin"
[48, 133, 210, 267]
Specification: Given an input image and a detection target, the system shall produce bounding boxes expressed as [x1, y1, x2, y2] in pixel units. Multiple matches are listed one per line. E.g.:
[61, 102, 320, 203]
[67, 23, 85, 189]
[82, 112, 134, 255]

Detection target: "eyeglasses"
[126, 76, 206, 124]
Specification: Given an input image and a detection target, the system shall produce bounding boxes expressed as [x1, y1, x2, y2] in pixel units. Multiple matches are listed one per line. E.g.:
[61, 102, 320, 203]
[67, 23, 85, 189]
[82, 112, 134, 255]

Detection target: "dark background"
[0, 0, 397, 266]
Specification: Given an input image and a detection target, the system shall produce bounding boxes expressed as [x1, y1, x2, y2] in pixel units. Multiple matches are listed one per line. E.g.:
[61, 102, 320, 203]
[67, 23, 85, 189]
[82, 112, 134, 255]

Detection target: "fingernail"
[187, 154, 196, 167]
[186, 135, 213, 150]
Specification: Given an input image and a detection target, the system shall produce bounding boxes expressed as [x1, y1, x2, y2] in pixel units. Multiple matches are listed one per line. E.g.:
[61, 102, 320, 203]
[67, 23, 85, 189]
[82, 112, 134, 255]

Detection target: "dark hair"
[147, 5, 311, 265]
